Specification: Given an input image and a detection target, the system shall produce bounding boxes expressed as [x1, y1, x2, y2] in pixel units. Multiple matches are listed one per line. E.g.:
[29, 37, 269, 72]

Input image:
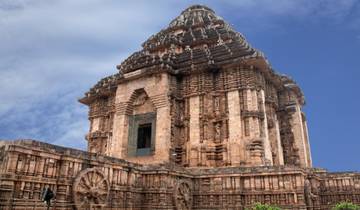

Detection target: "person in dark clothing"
[41, 186, 54, 210]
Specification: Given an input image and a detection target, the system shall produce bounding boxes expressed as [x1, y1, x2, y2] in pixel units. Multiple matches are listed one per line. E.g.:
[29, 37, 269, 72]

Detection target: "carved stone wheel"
[73, 168, 110, 209]
[174, 180, 193, 210]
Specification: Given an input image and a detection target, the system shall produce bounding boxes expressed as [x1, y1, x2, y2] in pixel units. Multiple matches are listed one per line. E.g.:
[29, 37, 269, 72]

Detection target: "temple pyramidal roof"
[80, 5, 304, 105]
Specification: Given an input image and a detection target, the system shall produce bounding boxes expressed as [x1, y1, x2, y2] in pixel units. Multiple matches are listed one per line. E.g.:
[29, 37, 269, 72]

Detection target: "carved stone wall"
[1, 140, 359, 210]
[87, 94, 115, 156]
[166, 65, 310, 168]
[80, 64, 313, 170]
[78, 5, 313, 169]
[80, 64, 312, 169]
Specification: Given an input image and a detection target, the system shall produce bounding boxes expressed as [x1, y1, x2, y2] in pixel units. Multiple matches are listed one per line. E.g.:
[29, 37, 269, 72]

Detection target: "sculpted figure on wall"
[174, 180, 193, 210]
[214, 122, 221, 143]
[304, 175, 321, 210]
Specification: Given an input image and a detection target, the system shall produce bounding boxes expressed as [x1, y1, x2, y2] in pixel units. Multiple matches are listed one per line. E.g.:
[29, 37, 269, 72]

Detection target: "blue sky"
[0, 0, 359, 171]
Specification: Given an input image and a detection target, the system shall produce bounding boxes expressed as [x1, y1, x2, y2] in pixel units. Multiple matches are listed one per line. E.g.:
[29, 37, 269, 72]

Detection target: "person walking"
[41, 186, 54, 210]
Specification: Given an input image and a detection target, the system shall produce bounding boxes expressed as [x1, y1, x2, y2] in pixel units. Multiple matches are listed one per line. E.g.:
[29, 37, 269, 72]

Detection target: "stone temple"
[0, 5, 359, 210]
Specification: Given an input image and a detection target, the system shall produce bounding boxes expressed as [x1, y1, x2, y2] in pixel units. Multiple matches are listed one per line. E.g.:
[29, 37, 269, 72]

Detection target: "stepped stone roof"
[80, 5, 304, 105]
[81, 73, 120, 102]
[118, 5, 265, 74]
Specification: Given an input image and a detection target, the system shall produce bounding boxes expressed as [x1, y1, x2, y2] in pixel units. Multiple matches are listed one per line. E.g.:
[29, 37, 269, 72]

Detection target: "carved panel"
[87, 94, 115, 156]
[174, 179, 193, 210]
[278, 109, 300, 166]
[73, 168, 110, 209]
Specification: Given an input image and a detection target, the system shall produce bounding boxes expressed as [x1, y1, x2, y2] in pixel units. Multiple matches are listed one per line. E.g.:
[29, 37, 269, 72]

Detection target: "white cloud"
[0, 0, 180, 149]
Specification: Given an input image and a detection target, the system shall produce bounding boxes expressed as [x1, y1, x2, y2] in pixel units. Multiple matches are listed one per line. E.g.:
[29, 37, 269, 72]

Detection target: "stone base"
[0, 140, 359, 210]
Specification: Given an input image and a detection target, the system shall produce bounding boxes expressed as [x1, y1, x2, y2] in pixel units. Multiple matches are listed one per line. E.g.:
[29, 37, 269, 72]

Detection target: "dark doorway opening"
[128, 112, 156, 157]
[137, 123, 152, 149]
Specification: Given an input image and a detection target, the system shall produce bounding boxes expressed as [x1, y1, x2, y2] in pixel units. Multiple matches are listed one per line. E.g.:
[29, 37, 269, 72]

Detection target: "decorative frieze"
[1, 140, 359, 210]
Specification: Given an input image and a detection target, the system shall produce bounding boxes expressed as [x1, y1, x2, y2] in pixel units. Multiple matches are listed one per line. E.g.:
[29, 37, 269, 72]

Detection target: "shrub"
[247, 203, 281, 210]
[332, 202, 360, 210]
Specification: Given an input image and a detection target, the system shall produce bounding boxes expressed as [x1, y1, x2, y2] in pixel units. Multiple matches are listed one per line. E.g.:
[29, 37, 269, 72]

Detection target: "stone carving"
[178, 101, 185, 122]
[279, 111, 301, 166]
[174, 180, 193, 210]
[133, 91, 148, 106]
[304, 177, 319, 209]
[73, 168, 110, 209]
[214, 96, 221, 117]
[214, 122, 221, 143]
[1, 136, 360, 209]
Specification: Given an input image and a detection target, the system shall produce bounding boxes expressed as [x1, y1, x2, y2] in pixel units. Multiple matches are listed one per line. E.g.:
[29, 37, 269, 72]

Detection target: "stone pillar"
[5, 152, 18, 173]
[105, 134, 113, 156]
[188, 96, 200, 166]
[245, 89, 253, 137]
[274, 114, 285, 165]
[249, 89, 258, 137]
[301, 112, 312, 167]
[266, 104, 284, 166]
[245, 89, 263, 165]
[112, 114, 127, 158]
[153, 105, 171, 162]
[259, 90, 273, 165]
[227, 90, 243, 166]
[288, 104, 310, 167]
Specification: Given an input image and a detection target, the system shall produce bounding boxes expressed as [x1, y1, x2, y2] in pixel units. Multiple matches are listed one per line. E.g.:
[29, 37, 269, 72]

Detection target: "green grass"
[332, 202, 360, 210]
[246, 203, 281, 210]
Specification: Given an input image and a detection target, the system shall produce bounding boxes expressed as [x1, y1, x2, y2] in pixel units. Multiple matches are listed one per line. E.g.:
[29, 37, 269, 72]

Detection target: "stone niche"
[111, 72, 171, 164]
[127, 89, 157, 157]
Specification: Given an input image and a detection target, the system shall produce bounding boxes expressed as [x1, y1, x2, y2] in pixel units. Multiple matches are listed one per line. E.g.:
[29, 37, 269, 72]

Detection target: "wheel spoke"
[90, 172, 96, 186]
[94, 173, 100, 185]
[76, 188, 88, 194]
[98, 189, 108, 195]
[97, 195, 106, 203]
[80, 198, 89, 207]
[87, 172, 93, 187]
[88, 175, 94, 188]
[80, 178, 91, 189]
[95, 177, 105, 187]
